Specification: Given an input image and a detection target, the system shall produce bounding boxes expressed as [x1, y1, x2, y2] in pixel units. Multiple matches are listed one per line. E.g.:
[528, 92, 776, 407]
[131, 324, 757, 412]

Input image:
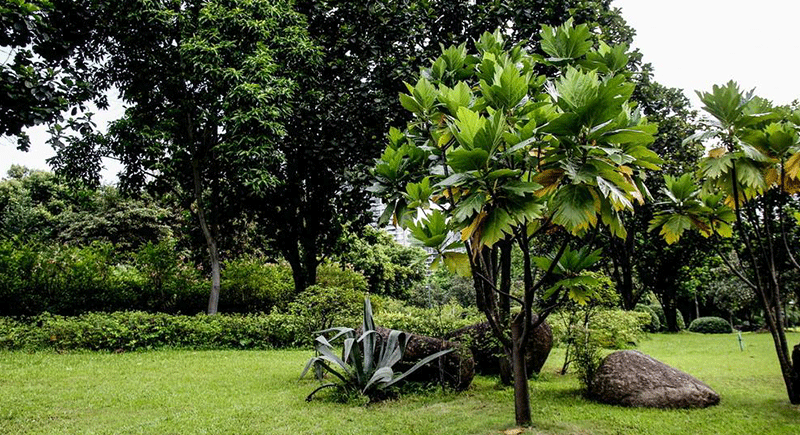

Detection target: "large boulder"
[373, 327, 474, 391]
[590, 350, 720, 408]
[445, 316, 552, 378]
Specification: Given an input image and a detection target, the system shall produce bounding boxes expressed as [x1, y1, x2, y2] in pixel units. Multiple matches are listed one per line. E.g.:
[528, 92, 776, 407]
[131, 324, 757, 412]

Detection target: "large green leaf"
[481, 207, 513, 246]
[551, 184, 597, 234]
[539, 19, 592, 61]
[447, 148, 489, 172]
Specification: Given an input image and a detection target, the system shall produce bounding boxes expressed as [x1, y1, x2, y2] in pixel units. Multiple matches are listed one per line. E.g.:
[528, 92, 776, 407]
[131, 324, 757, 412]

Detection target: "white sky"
[2, 1, 800, 181]
[614, 0, 800, 108]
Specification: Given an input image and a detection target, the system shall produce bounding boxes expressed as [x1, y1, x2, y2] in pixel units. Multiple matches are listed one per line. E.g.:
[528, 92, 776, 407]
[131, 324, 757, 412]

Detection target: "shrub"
[374, 300, 483, 337]
[551, 308, 650, 350]
[635, 304, 661, 333]
[0, 311, 311, 351]
[287, 284, 364, 333]
[315, 262, 369, 293]
[0, 239, 208, 316]
[648, 304, 686, 331]
[688, 316, 732, 334]
[407, 267, 475, 308]
[220, 258, 294, 313]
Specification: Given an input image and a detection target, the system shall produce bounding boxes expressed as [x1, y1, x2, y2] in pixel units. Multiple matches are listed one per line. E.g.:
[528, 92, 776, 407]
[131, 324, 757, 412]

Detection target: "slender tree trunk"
[511, 317, 531, 426]
[191, 160, 221, 315]
[499, 241, 513, 385]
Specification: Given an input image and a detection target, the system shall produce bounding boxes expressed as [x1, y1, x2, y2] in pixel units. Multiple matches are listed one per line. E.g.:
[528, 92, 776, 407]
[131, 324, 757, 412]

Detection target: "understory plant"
[301, 296, 453, 402]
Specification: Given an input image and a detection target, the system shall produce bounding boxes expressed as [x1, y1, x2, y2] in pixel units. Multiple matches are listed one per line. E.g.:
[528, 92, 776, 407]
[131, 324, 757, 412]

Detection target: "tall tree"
[651, 82, 800, 403]
[372, 22, 659, 426]
[252, 0, 639, 293]
[54, 0, 318, 314]
[1, 0, 106, 153]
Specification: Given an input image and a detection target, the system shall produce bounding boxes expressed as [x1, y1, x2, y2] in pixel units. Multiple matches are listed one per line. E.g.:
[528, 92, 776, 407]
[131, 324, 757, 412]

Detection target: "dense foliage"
[0, 311, 307, 351]
[0, 238, 371, 317]
[688, 316, 734, 334]
[371, 20, 659, 424]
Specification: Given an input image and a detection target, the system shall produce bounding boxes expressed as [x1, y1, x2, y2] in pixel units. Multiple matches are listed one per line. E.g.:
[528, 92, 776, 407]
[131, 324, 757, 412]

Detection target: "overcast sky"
[3, 1, 799, 181]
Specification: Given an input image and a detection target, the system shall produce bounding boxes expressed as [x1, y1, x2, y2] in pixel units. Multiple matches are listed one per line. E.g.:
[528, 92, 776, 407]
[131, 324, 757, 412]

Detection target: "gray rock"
[590, 350, 720, 408]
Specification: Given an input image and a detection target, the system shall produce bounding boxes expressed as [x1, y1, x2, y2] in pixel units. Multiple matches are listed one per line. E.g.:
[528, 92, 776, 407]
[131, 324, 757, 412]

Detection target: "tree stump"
[373, 327, 474, 391]
[445, 316, 552, 378]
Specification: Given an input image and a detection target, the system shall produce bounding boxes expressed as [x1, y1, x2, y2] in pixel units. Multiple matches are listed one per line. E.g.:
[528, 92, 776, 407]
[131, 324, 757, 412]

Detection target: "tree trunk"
[191, 159, 221, 315]
[662, 292, 679, 332]
[207, 243, 221, 314]
[511, 318, 531, 426]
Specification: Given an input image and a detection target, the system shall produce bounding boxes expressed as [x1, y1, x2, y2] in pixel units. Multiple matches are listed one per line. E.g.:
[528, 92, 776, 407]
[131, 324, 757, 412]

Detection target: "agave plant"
[300, 296, 453, 401]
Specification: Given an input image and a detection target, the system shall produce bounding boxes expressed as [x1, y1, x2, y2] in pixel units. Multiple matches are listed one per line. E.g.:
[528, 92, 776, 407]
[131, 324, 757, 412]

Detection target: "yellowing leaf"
[442, 252, 471, 276]
[532, 169, 564, 197]
[461, 211, 487, 241]
[764, 167, 779, 188]
[618, 165, 633, 176]
[708, 147, 727, 158]
[786, 151, 800, 180]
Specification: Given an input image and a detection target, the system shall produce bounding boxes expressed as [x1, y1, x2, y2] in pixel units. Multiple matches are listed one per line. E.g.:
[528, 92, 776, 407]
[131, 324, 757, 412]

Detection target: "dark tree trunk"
[661, 290, 679, 332]
[608, 226, 638, 310]
[511, 318, 531, 426]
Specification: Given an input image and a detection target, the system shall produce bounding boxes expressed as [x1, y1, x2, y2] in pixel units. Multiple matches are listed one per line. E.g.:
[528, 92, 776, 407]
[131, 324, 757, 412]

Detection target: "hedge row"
[0, 311, 311, 351]
[0, 301, 486, 351]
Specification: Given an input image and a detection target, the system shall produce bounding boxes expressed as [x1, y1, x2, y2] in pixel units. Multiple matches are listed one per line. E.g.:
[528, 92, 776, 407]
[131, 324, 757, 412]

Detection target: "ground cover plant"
[2, 332, 799, 435]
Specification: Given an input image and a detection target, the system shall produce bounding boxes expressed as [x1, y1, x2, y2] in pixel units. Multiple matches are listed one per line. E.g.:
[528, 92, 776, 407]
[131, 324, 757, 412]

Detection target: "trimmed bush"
[375, 301, 483, 338]
[0, 311, 311, 351]
[688, 316, 733, 334]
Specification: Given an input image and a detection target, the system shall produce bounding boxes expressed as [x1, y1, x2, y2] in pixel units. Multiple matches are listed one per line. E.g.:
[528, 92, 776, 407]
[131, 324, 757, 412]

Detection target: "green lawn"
[1, 332, 799, 435]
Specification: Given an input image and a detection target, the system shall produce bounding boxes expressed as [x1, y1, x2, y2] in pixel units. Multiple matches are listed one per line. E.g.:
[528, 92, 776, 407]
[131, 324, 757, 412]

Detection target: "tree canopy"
[371, 21, 658, 426]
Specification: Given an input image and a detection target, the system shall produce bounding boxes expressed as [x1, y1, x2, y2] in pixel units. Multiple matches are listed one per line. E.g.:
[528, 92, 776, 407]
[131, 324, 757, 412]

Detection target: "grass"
[1, 332, 799, 434]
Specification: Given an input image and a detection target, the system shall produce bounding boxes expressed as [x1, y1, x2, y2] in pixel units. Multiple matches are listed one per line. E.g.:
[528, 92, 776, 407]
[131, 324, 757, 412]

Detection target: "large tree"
[50, 0, 318, 314]
[1, 0, 108, 154]
[252, 0, 639, 293]
[651, 82, 800, 402]
[372, 22, 659, 426]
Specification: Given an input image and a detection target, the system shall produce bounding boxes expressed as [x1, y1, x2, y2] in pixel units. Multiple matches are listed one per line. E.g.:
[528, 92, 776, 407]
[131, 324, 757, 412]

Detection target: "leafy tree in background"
[599, 64, 704, 326]
[333, 225, 428, 299]
[0, 165, 178, 250]
[51, 0, 319, 314]
[252, 0, 641, 293]
[651, 82, 800, 403]
[0, 0, 106, 152]
[372, 22, 659, 426]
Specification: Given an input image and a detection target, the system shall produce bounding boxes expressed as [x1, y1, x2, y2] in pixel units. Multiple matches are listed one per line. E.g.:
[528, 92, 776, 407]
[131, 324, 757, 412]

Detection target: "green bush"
[0, 311, 311, 351]
[551, 308, 650, 349]
[220, 258, 294, 313]
[374, 300, 483, 337]
[635, 304, 661, 333]
[0, 239, 208, 316]
[287, 284, 364, 333]
[688, 316, 732, 334]
[315, 262, 369, 293]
